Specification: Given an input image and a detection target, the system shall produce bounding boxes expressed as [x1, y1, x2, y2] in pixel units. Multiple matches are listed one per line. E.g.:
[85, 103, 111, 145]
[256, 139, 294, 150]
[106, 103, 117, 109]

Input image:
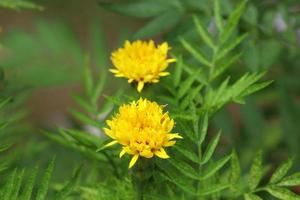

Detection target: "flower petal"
[137, 81, 144, 92]
[140, 149, 154, 158]
[167, 133, 183, 140]
[159, 72, 170, 76]
[163, 140, 176, 147]
[119, 148, 126, 158]
[129, 154, 139, 168]
[155, 148, 170, 159]
[104, 140, 118, 148]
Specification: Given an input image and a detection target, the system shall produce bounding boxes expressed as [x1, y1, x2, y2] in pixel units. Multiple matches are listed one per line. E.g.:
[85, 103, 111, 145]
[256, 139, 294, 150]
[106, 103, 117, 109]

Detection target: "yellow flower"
[110, 40, 176, 92]
[103, 98, 182, 168]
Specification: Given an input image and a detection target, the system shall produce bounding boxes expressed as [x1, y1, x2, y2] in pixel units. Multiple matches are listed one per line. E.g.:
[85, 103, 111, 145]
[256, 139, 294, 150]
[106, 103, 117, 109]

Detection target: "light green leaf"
[278, 172, 300, 187]
[270, 157, 294, 184]
[168, 158, 199, 180]
[217, 33, 248, 61]
[10, 169, 25, 200]
[202, 154, 231, 180]
[193, 16, 215, 49]
[220, 0, 247, 43]
[199, 113, 208, 144]
[0, 0, 43, 10]
[241, 80, 273, 97]
[173, 54, 183, 87]
[229, 150, 241, 183]
[201, 132, 221, 164]
[174, 145, 200, 164]
[178, 69, 202, 99]
[212, 53, 242, 79]
[180, 38, 211, 67]
[248, 151, 263, 190]
[244, 194, 263, 200]
[3, 168, 17, 200]
[214, 0, 223, 31]
[20, 167, 38, 200]
[266, 186, 300, 200]
[36, 158, 55, 200]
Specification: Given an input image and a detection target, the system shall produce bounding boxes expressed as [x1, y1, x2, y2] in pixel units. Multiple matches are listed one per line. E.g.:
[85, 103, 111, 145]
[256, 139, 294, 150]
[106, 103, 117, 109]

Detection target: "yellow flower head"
[110, 40, 176, 92]
[103, 98, 182, 168]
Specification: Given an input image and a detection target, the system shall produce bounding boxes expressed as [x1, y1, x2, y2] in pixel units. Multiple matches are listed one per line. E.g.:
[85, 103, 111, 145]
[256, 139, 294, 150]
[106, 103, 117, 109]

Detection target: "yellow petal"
[159, 72, 170, 76]
[167, 58, 176, 63]
[163, 141, 176, 147]
[154, 148, 170, 159]
[167, 133, 183, 140]
[103, 128, 115, 139]
[128, 78, 134, 83]
[109, 69, 119, 73]
[119, 148, 126, 158]
[104, 140, 118, 148]
[137, 81, 144, 92]
[129, 154, 139, 168]
[140, 149, 154, 158]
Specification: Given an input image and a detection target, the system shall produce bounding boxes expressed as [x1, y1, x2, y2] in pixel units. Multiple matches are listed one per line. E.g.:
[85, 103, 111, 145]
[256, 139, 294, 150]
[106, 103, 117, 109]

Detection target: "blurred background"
[0, 0, 300, 191]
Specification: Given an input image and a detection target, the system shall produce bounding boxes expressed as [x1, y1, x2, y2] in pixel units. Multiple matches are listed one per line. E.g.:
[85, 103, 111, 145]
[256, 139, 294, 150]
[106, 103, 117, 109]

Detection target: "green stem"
[132, 158, 152, 200]
[134, 175, 144, 200]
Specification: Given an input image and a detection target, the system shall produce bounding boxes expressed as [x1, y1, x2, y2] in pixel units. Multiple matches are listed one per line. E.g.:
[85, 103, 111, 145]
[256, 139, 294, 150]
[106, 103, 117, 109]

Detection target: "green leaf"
[270, 157, 294, 184]
[174, 145, 200, 164]
[229, 150, 241, 183]
[178, 69, 202, 99]
[0, 0, 43, 10]
[198, 184, 230, 196]
[220, 0, 247, 43]
[244, 194, 263, 200]
[198, 113, 208, 144]
[173, 54, 183, 87]
[55, 165, 82, 199]
[69, 109, 102, 128]
[20, 167, 38, 200]
[201, 132, 221, 164]
[0, 143, 12, 153]
[83, 55, 93, 97]
[266, 186, 300, 200]
[133, 10, 182, 39]
[72, 94, 95, 114]
[10, 169, 25, 200]
[278, 172, 300, 187]
[3, 168, 17, 200]
[212, 53, 242, 79]
[168, 158, 199, 180]
[241, 80, 273, 97]
[214, 0, 223, 31]
[193, 16, 215, 49]
[201, 154, 231, 180]
[180, 38, 211, 67]
[180, 85, 203, 110]
[36, 158, 55, 200]
[157, 162, 197, 196]
[248, 151, 263, 190]
[92, 73, 106, 105]
[217, 33, 248, 61]
[99, 1, 169, 18]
